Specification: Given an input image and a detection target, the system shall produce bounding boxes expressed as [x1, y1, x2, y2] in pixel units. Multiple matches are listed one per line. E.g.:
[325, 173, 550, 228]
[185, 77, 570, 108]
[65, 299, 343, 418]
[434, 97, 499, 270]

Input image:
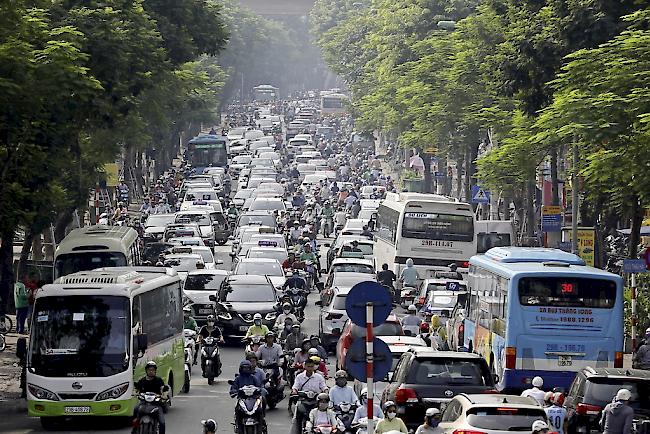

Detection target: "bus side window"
[132, 295, 142, 333]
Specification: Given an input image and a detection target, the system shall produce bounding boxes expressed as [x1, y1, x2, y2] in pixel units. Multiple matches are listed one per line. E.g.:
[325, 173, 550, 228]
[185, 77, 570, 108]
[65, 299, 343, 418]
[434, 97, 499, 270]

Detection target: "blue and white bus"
[456, 247, 623, 393]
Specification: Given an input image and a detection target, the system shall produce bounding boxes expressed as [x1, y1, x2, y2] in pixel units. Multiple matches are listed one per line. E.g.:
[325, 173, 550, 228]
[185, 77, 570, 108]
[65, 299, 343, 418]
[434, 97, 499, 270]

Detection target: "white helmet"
[532, 376, 544, 388]
[616, 388, 632, 401]
[532, 420, 549, 432]
[253, 313, 262, 320]
[425, 408, 441, 417]
[408, 304, 417, 313]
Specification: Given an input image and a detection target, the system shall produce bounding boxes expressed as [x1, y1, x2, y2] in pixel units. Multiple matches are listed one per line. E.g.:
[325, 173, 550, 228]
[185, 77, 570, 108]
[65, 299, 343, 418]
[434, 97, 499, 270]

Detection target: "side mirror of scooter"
[162, 385, 170, 392]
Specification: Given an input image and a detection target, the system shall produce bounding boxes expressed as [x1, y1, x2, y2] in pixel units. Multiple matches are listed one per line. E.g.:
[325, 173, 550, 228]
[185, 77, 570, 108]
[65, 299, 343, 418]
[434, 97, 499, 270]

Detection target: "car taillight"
[456, 261, 469, 268]
[576, 403, 603, 416]
[505, 347, 516, 369]
[453, 430, 485, 434]
[326, 313, 343, 320]
[615, 351, 623, 368]
[395, 386, 418, 404]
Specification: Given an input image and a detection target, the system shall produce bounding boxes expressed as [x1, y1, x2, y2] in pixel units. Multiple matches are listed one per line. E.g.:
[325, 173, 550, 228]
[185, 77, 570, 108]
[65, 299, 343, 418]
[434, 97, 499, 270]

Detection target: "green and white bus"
[27, 267, 184, 429]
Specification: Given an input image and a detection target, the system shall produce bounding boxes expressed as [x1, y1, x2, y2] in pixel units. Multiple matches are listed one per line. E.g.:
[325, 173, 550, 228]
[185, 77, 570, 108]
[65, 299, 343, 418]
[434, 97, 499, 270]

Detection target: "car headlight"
[28, 384, 59, 401]
[218, 312, 232, 320]
[96, 382, 129, 401]
[265, 312, 277, 321]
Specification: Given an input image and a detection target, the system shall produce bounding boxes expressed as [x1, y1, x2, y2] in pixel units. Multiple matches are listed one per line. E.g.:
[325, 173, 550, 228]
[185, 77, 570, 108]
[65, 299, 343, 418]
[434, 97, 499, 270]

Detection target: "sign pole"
[632, 273, 637, 354]
[366, 302, 374, 434]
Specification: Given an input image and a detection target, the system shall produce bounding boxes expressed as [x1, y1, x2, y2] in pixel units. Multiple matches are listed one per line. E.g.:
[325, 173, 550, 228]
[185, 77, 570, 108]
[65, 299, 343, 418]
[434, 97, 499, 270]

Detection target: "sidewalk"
[0, 324, 27, 415]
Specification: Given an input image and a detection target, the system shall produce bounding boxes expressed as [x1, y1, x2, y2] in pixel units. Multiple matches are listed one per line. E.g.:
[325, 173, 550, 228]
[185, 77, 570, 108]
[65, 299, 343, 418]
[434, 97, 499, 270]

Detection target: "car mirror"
[493, 373, 499, 384]
[227, 379, 234, 385]
[209, 295, 217, 302]
[323, 243, 331, 248]
[162, 385, 170, 392]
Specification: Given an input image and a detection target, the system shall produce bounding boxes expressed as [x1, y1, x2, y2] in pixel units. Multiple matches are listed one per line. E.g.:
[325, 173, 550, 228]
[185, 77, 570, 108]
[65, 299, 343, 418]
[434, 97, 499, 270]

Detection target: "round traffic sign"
[345, 281, 392, 327]
[345, 337, 393, 382]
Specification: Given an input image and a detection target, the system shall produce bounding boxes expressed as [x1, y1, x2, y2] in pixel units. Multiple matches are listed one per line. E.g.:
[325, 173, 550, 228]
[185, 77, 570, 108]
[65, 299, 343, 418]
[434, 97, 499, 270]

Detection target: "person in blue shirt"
[283, 269, 306, 290]
[229, 360, 262, 397]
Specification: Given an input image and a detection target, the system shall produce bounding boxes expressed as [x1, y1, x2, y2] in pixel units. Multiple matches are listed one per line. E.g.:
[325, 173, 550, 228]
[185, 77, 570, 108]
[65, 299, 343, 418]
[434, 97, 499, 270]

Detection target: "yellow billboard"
[562, 227, 596, 267]
[103, 163, 119, 187]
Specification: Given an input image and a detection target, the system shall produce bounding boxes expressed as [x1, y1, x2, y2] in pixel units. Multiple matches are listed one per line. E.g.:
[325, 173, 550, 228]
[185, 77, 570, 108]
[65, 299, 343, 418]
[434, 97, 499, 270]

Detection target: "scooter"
[183, 329, 197, 393]
[322, 217, 333, 238]
[286, 287, 307, 320]
[260, 362, 285, 409]
[291, 390, 319, 432]
[334, 402, 357, 434]
[230, 384, 265, 434]
[313, 424, 339, 434]
[353, 417, 381, 434]
[244, 335, 263, 354]
[201, 337, 222, 385]
[132, 389, 168, 434]
[399, 286, 417, 308]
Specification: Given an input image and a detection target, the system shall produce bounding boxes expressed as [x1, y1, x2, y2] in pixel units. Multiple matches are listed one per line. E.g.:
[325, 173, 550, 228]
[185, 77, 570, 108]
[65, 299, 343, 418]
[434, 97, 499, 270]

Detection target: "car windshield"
[222, 284, 276, 302]
[332, 275, 369, 288]
[30, 295, 130, 377]
[184, 273, 226, 291]
[55, 252, 127, 279]
[234, 190, 254, 200]
[332, 264, 373, 274]
[426, 294, 457, 308]
[145, 215, 174, 227]
[586, 378, 650, 411]
[250, 199, 285, 211]
[195, 250, 214, 264]
[340, 243, 373, 255]
[466, 407, 547, 431]
[408, 359, 491, 386]
[176, 214, 211, 226]
[247, 249, 288, 263]
[352, 322, 402, 338]
[238, 214, 276, 227]
[235, 262, 283, 276]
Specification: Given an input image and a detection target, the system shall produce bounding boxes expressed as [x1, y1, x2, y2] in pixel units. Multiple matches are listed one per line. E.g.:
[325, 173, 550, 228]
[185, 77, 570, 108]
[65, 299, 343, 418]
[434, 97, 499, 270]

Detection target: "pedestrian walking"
[14, 279, 29, 334]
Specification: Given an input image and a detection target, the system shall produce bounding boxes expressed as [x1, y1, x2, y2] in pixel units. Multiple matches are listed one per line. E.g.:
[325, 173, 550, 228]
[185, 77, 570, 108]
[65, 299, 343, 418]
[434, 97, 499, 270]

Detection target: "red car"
[336, 314, 404, 371]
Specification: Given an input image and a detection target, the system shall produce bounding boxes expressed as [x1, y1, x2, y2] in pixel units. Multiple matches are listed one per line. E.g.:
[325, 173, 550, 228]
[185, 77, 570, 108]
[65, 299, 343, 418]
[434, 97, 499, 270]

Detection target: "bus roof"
[382, 192, 472, 212]
[55, 225, 139, 256]
[38, 267, 180, 298]
[470, 247, 621, 280]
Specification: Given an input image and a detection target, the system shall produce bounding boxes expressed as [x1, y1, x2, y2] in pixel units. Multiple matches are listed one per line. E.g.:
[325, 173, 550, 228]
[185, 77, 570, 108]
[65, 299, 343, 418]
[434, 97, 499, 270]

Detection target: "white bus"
[54, 225, 141, 278]
[27, 267, 185, 429]
[374, 192, 477, 278]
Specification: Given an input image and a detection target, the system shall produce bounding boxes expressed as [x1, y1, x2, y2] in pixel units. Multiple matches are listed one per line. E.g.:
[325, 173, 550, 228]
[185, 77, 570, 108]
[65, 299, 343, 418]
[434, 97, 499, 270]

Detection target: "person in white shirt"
[521, 376, 546, 406]
[292, 358, 328, 430]
[306, 393, 341, 431]
[329, 370, 359, 407]
[353, 388, 383, 423]
[545, 393, 568, 434]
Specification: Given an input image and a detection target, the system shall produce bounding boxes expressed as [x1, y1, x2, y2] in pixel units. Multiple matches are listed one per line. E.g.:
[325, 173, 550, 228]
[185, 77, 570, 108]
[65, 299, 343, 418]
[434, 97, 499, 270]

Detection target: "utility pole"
[571, 143, 579, 254]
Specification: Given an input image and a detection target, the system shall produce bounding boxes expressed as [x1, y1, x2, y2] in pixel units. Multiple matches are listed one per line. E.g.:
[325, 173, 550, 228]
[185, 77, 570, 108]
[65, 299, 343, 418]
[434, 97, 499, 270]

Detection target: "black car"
[381, 348, 495, 429]
[212, 275, 278, 338]
[564, 367, 650, 434]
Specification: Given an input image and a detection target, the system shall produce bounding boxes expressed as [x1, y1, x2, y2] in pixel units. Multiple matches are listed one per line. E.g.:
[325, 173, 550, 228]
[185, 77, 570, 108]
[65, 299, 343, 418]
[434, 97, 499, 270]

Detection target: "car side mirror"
[493, 373, 499, 383]
[209, 294, 217, 302]
[323, 243, 330, 248]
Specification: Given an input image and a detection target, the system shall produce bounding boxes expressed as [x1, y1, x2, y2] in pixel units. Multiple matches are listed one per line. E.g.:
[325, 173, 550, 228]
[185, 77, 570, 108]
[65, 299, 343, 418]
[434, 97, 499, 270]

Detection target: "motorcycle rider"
[229, 360, 262, 397]
[183, 306, 198, 331]
[286, 323, 308, 352]
[599, 388, 634, 434]
[274, 303, 299, 331]
[308, 350, 329, 378]
[353, 388, 383, 424]
[532, 420, 550, 434]
[415, 408, 443, 434]
[283, 269, 307, 291]
[329, 370, 359, 406]
[300, 244, 319, 283]
[201, 419, 218, 434]
[227, 203, 239, 220]
[310, 335, 328, 361]
[294, 338, 312, 365]
[292, 357, 328, 431]
[399, 258, 419, 288]
[320, 201, 335, 237]
[633, 328, 650, 369]
[377, 263, 397, 288]
[256, 331, 284, 380]
[306, 393, 341, 432]
[289, 221, 303, 245]
[375, 401, 408, 434]
[278, 316, 296, 340]
[198, 315, 224, 342]
[401, 305, 423, 336]
[545, 392, 567, 434]
[245, 351, 267, 388]
[521, 376, 546, 406]
[245, 313, 270, 338]
[133, 361, 167, 434]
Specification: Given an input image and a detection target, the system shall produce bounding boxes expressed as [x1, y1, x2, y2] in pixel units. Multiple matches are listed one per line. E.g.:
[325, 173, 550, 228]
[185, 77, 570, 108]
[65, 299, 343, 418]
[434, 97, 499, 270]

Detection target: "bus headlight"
[27, 384, 59, 401]
[96, 383, 129, 401]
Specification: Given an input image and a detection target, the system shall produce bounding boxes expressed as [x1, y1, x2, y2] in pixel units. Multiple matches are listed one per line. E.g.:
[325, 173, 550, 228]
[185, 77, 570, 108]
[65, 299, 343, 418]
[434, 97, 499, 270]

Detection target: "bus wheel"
[40, 417, 58, 431]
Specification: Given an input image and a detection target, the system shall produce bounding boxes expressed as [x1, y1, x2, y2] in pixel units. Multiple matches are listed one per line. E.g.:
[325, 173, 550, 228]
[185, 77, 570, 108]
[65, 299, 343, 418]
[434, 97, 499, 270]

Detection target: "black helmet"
[265, 331, 276, 339]
[239, 360, 252, 375]
[202, 419, 218, 431]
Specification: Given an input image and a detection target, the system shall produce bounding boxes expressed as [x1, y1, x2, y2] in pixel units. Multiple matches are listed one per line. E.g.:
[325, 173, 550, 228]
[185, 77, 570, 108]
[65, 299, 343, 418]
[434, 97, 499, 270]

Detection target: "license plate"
[245, 419, 256, 426]
[199, 308, 212, 314]
[558, 355, 572, 366]
[64, 406, 90, 414]
[239, 325, 249, 331]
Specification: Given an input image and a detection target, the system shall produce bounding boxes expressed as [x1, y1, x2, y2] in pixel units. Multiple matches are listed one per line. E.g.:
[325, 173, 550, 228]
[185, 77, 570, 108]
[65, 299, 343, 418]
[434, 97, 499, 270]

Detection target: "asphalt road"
[0, 243, 331, 434]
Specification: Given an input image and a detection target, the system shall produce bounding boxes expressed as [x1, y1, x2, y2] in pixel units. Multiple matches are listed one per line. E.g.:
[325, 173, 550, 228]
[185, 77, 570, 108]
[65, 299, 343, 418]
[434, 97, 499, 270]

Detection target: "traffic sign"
[623, 259, 648, 274]
[541, 205, 562, 232]
[345, 337, 393, 382]
[471, 185, 491, 204]
[345, 281, 392, 327]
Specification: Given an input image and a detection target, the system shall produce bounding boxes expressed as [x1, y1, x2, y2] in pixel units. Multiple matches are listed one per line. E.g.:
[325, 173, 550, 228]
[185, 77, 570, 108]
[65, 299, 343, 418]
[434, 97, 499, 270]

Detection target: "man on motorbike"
[283, 269, 307, 291]
[286, 323, 307, 351]
[245, 313, 270, 338]
[309, 335, 328, 361]
[308, 350, 329, 378]
[399, 258, 420, 288]
[330, 370, 359, 407]
[274, 303, 299, 331]
[256, 331, 284, 380]
[133, 361, 167, 434]
[229, 360, 263, 397]
[377, 264, 397, 288]
[306, 393, 341, 432]
[227, 203, 239, 219]
[353, 388, 384, 424]
[198, 315, 224, 342]
[633, 329, 650, 369]
[282, 252, 298, 271]
[292, 357, 328, 432]
[300, 244, 319, 282]
[245, 351, 267, 387]
[401, 305, 423, 336]
[289, 221, 303, 245]
[183, 306, 198, 331]
[320, 201, 335, 237]
[294, 338, 312, 365]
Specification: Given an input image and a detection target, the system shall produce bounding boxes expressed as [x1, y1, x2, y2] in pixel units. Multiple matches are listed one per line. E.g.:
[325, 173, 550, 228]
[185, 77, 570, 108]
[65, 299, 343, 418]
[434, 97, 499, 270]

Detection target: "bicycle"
[0, 314, 12, 334]
[0, 333, 6, 352]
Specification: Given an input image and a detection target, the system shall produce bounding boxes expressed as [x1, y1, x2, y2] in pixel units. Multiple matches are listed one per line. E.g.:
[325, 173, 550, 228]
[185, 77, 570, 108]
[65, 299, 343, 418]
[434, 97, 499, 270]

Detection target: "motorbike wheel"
[207, 373, 214, 385]
[137, 423, 158, 434]
[267, 398, 277, 410]
[244, 426, 258, 434]
[182, 371, 190, 393]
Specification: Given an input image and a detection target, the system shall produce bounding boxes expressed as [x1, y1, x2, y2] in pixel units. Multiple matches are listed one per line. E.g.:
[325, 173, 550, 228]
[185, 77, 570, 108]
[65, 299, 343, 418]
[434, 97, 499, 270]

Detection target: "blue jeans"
[16, 307, 28, 334]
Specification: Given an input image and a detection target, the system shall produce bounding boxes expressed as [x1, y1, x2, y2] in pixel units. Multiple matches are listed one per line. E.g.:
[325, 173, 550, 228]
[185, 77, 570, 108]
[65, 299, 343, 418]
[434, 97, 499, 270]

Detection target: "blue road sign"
[345, 337, 393, 382]
[471, 185, 491, 204]
[434, 171, 447, 178]
[623, 259, 647, 274]
[345, 281, 392, 327]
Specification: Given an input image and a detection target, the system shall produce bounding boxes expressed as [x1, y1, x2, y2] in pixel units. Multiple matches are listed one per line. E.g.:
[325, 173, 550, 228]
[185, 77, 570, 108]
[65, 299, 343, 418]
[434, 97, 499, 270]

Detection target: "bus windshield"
[55, 252, 127, 279]
[188, 145, 227, 167]
[402, 212, 474, 242]
[30, 295, 130, 377]
[518, 277, 617, 308]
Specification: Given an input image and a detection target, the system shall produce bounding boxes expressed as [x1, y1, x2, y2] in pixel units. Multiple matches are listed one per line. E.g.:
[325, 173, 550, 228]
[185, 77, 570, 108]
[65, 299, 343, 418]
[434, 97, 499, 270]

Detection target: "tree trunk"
[455, 159, 463, 200]
[525, 180, 537, 242]
[17, 230, 34, 280]
[629, 197, 644, 258]
[0, 227, 15, 313]
[54, 208, 75, 244]
[550, 147, 560, 206]
[422, 151, 432, 194]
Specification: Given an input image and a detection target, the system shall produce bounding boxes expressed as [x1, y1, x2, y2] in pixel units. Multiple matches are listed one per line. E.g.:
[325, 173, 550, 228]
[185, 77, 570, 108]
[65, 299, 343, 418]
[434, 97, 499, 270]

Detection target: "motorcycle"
[334, 402, 357, 434]
[230, 384, 265, 434]
[183, 329, 197, 393]
[353, 417, 381, 434]
[313, 424, 339, 434]
[399, 286, 417, 308]
[132, 390, 168, 434]
[284, 287, 307, 320]
[290, 390, 319, 432]
[244, 335, 264, 354]
[201, 337, 222, 385]
[322, 216, 333, 238]
[260, 362, 285, 409]
[304, 260, 317, 290]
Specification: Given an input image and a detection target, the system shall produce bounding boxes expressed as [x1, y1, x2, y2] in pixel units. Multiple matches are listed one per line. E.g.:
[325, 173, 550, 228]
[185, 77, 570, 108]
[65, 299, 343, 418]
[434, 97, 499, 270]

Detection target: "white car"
[144, 213, 176, 240]
[232, 258, 286, 289]
[175, 210, 215, 247]
[184, 269, 230, 324]
[318, 286, 354, 350]
[249, 197, 286, 213]
[233, 188, 255, 207]
[163, 253, 204, 282]
[437, 394, 547, 434]
[329, 257, 375, 274]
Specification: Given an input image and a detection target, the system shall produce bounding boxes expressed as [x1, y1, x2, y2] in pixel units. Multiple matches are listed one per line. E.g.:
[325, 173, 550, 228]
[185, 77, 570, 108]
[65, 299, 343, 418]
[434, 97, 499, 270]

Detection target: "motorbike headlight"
[265, 312, 277, 321]
[218, 312, 232, 320]
[27, 384, 59, 401]
[96, 382, 129, 401]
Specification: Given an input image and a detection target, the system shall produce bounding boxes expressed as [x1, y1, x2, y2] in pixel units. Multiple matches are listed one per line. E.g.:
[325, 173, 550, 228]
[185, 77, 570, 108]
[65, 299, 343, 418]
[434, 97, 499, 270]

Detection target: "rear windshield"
[332, 264, 373, 274]
[332, 295, 348, 310]
[518, 277, 617, 308]
[585, 378, 650, 410]
[466, 407, 547, 431]
[184, 274, 226, 291]
[352, 322, 402, 338]
[407, 359, 492, 386]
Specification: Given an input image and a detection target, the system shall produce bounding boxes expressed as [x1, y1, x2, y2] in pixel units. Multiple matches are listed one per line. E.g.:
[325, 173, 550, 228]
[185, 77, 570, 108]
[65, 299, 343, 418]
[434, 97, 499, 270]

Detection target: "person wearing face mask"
[198, 315, 224, 343]
[329, 370, 359, 407]
[286, 324, 307, 351]
[274, 303, 298, 331]
[375, 401, 408, 434]
[245, 313, 270, 338]
[415, 408, 443, 434]
[306, 393, 341, 432]
[292, 358, 328, 432]
[294, 338, 312, 365]
[353, 388, 383, 424]
[310, 335, 328, 362]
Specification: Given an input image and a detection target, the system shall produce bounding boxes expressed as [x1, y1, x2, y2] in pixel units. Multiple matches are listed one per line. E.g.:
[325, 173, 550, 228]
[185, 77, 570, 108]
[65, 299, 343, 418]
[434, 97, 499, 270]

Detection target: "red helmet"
[553, 392, 565, 406]
[420, 322, 430, 332]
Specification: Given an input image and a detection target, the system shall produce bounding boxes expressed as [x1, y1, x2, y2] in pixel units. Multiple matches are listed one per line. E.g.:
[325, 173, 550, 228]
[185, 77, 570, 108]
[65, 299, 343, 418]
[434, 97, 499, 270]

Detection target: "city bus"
[374, 192, 477, 277]
[186, 134, 228, 174]
[458, 247, 623, 393]
[54, 225, 141, 279]
[320, 92, 348, 116]
[27, 267, 184, 429]
[252, 84, 279, 101]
